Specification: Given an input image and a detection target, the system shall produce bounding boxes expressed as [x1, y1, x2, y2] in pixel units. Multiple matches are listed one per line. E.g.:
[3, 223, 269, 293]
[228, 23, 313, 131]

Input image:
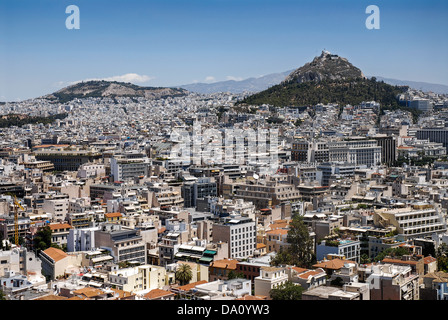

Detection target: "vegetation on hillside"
[0, 113, 68, 128]
[238, 77, 408, 109]
[50, 80, 187, 103]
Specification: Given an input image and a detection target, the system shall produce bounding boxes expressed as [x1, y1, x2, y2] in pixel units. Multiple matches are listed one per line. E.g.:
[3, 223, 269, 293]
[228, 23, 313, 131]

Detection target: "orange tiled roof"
[268, 219, 290, 229]
[210, 258, 238, 270]
[312, 258, 354, 270]
[108, 288, 134, 299]
[298, 269, 325, 280]
[424, 256, 437, 264]
[144, 288, 174, 300]
[266, 229, 288, 235]
[176, 280, 208, 292]
[382, 258, 418, 265]
[382, 256, 436, 265]
[42, 247, 68, 262]
[73, 287, 105, 298]
[290, 266, 308, 274]
[49, 223, 72, 231]
[105, 212, 122, 218]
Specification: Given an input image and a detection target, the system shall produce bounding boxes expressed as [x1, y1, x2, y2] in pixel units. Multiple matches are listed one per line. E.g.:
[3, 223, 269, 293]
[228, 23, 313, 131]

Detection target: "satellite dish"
[253, 174, 259, 180]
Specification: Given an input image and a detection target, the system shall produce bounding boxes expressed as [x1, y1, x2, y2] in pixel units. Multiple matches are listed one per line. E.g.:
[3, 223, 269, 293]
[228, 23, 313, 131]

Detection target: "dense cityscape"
[1, 50, 448, 304]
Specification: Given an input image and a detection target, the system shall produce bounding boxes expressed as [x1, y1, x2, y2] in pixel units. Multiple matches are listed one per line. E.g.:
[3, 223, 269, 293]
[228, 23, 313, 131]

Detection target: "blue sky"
[0, 0, 447, 101]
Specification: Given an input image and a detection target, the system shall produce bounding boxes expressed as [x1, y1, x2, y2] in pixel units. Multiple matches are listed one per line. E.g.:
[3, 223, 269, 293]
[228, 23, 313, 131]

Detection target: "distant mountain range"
[179, 70, 294, 94]
[372, 77, 448, 95]
[179, 55, 448, 95]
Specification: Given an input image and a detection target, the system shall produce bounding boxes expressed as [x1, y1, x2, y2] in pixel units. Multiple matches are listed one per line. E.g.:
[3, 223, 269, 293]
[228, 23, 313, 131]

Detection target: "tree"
[437, 256, 448, 273]
[175, 263, 193, 286]
[373, 246, 410, 262]
[436, 243, 448, 272]
[270, 281, 304, 300]
[227, 270, 245, 280]
[118, 261, 133, 269]
[33, 226, 52, 254]
[360, 253, 371, 264]
[270, 215, 316, 268]
[270, 247, 293, 267]
[0, 289, 6, 300]
[286, 214, 316, 268]
[330, 277, 344, 287]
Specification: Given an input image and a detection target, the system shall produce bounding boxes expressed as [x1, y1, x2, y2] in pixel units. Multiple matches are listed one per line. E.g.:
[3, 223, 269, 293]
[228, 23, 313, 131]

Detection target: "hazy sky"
[1, 0, 447, 101]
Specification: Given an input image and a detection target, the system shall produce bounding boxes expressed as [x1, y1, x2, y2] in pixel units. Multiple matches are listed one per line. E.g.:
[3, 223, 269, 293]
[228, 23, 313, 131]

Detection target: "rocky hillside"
[45, 80, 188, 103]
[239, 51, 408, 108]
[283, 51, 365, 84]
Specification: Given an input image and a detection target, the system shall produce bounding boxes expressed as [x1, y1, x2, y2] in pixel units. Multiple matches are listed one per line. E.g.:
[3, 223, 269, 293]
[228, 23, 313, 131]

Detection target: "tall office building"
[212, 215, 256, 259]
[416, 128, 448, 152]
[410, 99, 433, 112]
[181, 177, 217, 208]
[328, 139, 382, 167]
[110, 155, 150, 181]
[372, 134, 397, 165]
[291, 140, 329, 163]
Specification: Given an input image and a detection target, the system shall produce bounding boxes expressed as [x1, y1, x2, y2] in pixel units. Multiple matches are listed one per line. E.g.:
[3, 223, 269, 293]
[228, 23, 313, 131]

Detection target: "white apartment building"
[67, 226, 100, 252]
[77, 163, 105, 178]
[108, 264, 172, 294]
[68, 197, 91, 213]
[328, 139, 382, 167]
[292, 139, 382, 167]
[316, 239, 361, 263]
[254, 266, 289, 298]
[95, 223, 147, 264]
[208, 197, 256, 219]
[111, 156, 150, 181]
[194, 278, 252, 300]
[0, 247, 42, 278]
[146, 183, 184, 207]
[212, 215, 257, 259]
[373, 203, 447, 240]
[365, 264, 420, 300]
[42, 198, 69, 222]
